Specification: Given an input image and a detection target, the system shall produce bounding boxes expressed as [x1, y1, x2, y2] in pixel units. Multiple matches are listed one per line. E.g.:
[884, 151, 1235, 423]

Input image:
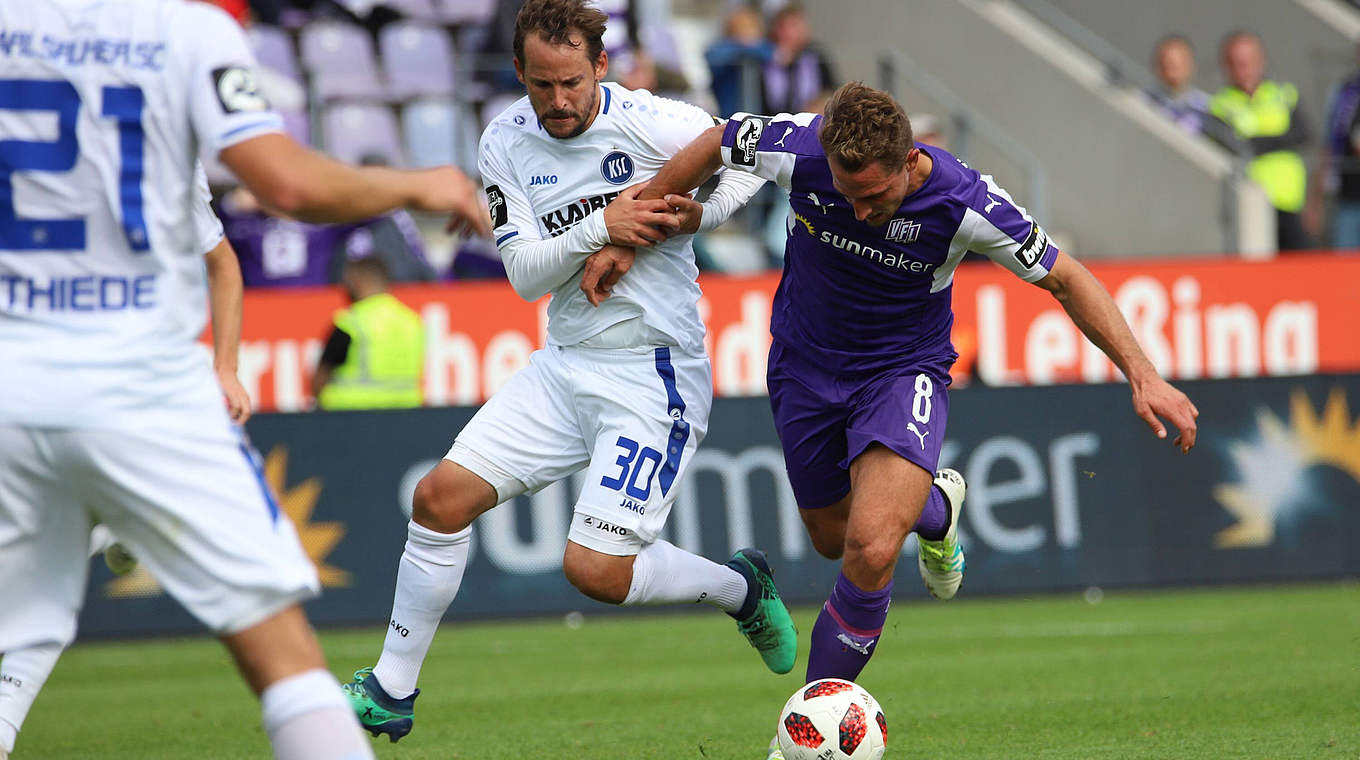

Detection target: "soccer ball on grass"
[776, 678, 886, 759]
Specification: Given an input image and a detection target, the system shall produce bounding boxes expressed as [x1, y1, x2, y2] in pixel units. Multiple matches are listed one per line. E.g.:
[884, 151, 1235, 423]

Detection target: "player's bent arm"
[1033, 251, 1199, 451]
[499, 212, 613, 301]
[203, 236, 252, 423]
[639, 125, 726, 202]
[220, 134, 486, 232]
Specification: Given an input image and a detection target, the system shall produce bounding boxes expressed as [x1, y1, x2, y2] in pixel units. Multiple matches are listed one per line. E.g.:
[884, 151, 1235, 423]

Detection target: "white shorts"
[449, 338, 712, 556]
[0, 420, 320, 651]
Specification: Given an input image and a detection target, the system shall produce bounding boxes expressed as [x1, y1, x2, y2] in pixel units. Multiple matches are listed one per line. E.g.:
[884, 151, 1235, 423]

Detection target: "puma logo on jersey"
[984, 195, 1002, 214]
[906, 422, 929, 449]
[774, 126, 793, 147]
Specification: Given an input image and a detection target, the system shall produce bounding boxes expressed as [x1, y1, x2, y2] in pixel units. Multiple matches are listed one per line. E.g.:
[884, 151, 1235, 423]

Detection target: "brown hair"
[513, 0, 609, 67]
[818, 82, 914, 172]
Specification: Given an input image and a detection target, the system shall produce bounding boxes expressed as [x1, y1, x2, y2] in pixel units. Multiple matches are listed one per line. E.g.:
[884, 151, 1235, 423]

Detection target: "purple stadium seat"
[299, 20, 386, 101]
[380, 21, 455, 100]
[280, 109, 311, 145]
[323, 102, 405, 166]
[381, 0, 442, 20]
[435, 0, 497, 26]
[479, 92, 522, 131]
[402, 98, 458, 168]
[248, 24, 301, 84]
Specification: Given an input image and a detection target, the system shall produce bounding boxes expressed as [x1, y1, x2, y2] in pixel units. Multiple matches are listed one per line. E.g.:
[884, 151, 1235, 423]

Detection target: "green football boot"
[726, 548, 798, 674]
[341, 667, 418, 743]
[917, 468, 967, 600]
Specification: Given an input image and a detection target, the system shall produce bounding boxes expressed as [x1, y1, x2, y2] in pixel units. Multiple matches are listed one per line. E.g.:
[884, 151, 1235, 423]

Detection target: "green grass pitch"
[19, 583, 1360, 759]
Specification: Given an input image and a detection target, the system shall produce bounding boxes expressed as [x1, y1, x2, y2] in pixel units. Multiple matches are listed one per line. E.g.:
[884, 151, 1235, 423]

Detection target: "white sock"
[88, 524, 115, 557]
[371, 521, 471, 699]
[0, 641, 64, 752]
[622, 539, 749, 614]
[260, 669, 373, 760]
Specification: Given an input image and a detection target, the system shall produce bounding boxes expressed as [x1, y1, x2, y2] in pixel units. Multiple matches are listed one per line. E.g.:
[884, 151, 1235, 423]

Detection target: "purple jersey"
[721, 112, 1059, 374]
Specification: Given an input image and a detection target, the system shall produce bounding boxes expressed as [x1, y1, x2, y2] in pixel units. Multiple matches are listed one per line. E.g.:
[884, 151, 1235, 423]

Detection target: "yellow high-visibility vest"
[1210, 80, 1307, 213]
[318, 292, 424, 410]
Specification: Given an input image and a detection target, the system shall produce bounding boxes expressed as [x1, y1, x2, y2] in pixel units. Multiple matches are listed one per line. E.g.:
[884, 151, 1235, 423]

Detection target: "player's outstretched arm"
[204, 236, 252, 424]
[1034, 251, 1199, 452]
[220, 134, 489, 236]
[637, 125, 726, 202]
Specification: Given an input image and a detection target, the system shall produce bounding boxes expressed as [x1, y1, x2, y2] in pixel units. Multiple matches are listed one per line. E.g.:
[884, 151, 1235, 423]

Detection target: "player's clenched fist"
[603, 181, 681, 246]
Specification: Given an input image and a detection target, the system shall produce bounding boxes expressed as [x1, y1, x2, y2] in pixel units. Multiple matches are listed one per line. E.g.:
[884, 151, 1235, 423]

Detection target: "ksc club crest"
[601, 151, 634, 185]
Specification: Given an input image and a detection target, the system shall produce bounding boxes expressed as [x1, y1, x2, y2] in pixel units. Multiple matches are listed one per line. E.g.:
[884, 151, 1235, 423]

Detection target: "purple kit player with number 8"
[583, 83, 1199, 742]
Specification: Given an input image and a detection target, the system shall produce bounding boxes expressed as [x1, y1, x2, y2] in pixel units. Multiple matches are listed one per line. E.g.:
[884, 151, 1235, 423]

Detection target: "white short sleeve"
[179, 3, 285, 156]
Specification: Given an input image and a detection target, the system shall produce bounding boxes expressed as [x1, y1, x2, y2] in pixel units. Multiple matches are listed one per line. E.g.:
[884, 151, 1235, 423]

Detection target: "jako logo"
[389, 618, 410, 638]
[601, 151, 634, 184]
[529, 175, 558, 186]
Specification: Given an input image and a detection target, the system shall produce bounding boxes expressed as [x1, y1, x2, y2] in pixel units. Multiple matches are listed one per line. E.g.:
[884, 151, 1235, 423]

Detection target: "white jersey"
[479, 83, 717, 355]
[0, 0, 280, 429]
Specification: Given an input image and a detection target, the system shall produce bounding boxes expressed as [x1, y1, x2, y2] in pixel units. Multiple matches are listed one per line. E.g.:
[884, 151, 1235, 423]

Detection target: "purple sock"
[912, 485, 950, 541]
[806, 572, 893, 683]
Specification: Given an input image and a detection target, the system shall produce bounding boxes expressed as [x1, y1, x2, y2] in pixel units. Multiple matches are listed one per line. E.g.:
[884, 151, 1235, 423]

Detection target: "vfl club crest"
[886, 218, 921, 244]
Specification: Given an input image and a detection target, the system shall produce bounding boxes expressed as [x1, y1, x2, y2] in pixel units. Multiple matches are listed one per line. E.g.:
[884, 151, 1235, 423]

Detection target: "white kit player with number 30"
[341, 0, 800, 744]
[0, 1, 487, 758]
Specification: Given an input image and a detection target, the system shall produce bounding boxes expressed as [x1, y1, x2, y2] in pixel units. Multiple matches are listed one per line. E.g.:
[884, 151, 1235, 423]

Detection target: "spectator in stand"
[313, 256, 425, 410]
[1305, 43, 1360, 249]
[1147, 36, 1213, 134]
[218, 186, 436, 288]
[761, 4, 835, 116]
[705, 7, 771, 118]
[1210, 31, 1313, 252]
[910, 113, 948, 150]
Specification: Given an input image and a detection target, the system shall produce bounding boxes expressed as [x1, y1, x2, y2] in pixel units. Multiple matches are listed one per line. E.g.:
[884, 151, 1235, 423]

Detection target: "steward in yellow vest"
[313, 256, 424, 409]
[1211, 32, 1313, 251]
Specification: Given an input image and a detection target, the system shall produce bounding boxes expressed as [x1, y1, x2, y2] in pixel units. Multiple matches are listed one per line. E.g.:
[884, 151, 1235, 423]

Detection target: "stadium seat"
[403, 98, 460, 168]
[247, 24, 302, 84]
[323, 102, 405, 166]
[380, 21, 456, 100]
[479, 92, 522, 130]
[379, 0, 442, 21]
[435, 0, 498, 26]
[299, 19, 386, 101]
[280, 108, 312, 145]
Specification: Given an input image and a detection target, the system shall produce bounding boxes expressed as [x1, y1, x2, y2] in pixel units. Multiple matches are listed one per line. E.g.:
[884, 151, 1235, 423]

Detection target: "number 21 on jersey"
[0, 78, 148, 252]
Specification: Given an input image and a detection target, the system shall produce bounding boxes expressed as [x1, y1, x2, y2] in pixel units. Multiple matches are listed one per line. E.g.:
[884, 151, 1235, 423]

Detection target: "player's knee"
[842, 534, 899, 578]
[411, 472, 476, 534]
[562, 553, 632, 605]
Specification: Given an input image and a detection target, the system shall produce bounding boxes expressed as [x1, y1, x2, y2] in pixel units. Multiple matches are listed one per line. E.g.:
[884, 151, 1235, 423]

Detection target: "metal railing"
[878, 49, 1049, 223]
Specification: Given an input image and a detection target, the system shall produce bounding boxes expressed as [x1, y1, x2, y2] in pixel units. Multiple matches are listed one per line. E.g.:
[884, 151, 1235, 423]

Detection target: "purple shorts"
[768, 340, 952, 509]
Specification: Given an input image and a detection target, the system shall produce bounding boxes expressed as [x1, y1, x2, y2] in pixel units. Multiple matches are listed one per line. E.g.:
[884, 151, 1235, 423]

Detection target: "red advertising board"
[227, 253, 1360, 412]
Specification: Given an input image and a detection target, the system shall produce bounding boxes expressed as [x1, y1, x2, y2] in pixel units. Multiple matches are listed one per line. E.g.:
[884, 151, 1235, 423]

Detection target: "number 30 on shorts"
[912, 374, 933, 423]
[600, 436, 662, 501]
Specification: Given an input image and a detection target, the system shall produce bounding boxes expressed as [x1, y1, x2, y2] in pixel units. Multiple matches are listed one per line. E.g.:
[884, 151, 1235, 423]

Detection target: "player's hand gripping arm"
[1034, 252, 1199, 451]
[203, 236, 252, 424]
[220, 134, 490, 236]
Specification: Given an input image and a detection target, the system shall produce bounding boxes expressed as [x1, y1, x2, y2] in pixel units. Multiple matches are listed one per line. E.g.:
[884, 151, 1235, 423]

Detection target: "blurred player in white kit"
[0, 2, 487, 758]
